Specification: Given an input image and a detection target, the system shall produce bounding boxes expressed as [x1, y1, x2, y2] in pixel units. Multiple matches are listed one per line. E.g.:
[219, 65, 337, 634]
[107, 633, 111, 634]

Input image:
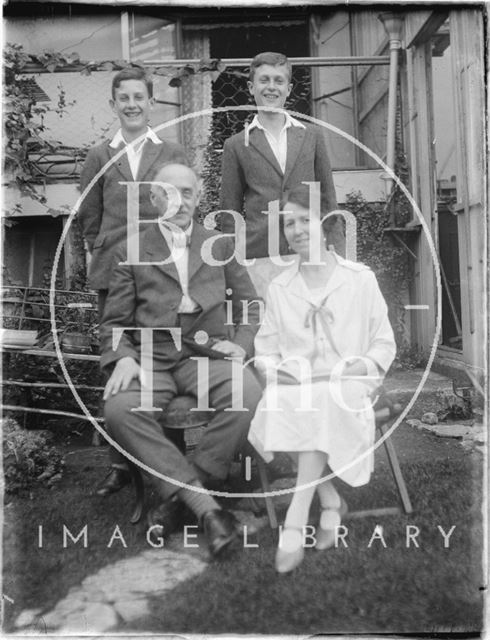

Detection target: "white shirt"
[158, 220, 198, 313]
[109, 127, 162, 179]
[246, 113, 306, 173]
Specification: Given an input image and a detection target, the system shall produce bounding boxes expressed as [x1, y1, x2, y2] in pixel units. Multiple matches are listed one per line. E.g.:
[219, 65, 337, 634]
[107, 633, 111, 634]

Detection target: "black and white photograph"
[2, 0, 487, 635]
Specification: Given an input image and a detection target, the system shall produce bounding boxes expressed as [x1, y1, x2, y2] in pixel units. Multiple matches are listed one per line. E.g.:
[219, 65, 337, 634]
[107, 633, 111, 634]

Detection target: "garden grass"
[3, 435, 484, 635]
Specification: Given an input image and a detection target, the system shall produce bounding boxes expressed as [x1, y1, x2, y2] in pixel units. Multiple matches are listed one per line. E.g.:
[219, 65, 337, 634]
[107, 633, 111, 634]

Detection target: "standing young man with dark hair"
[220, 52, 344, 296]
[79, 67, 188, 496]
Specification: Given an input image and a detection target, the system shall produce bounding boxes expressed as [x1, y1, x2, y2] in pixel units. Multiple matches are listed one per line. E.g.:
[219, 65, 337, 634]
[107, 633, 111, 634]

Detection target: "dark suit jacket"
[78, 137, 188, 290]
[100, 220, 260, 371]
[219, 123, 344, 259]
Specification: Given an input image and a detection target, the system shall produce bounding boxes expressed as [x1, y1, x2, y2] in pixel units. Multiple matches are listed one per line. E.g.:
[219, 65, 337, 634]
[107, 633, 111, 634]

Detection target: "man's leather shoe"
[201, 509, 240, 559]
[95, 467, 131, 496]
[147, 496, 188, 544]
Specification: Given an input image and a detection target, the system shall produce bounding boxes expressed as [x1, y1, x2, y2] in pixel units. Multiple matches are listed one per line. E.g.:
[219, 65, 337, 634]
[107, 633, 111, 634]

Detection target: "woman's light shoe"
[315, 496, 348, 551]
[275, 527, 305, 573]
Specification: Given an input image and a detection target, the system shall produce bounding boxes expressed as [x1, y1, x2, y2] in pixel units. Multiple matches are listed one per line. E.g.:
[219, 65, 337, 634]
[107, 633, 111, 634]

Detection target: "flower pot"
[61, 331, 92, 354]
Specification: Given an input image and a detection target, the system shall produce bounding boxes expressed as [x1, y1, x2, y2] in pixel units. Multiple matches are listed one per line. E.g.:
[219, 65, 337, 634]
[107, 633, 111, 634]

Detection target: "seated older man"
[100, 163, 263, 558]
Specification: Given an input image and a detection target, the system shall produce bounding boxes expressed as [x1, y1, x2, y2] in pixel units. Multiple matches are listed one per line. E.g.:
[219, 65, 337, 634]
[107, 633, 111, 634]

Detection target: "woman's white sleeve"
[365, 272, 397, 374]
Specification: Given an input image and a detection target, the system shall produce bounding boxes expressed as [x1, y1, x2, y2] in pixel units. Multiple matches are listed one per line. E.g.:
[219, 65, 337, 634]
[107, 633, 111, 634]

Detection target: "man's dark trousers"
[104, 355, 262, 500]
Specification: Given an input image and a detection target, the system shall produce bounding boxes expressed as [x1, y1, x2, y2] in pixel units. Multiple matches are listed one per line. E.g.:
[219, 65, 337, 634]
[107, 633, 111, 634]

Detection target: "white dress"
[248, 253, 396, 487]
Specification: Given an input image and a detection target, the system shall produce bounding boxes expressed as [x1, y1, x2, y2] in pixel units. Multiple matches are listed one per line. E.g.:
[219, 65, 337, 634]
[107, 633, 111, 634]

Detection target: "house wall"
[402, 8, 486, 379]
[450, 8, 486, 380]
[310, 10, 356, 169]
[4, 14, 181, 150]
[350, 11, 389, 168]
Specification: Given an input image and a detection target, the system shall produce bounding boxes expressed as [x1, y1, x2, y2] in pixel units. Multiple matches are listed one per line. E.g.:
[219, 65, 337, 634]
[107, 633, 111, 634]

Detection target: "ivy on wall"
[344, 190, 415, 358]
[3, 43, 225, 288]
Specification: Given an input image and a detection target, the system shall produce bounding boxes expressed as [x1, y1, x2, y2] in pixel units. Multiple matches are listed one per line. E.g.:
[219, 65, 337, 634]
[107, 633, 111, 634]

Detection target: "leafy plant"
[344, 190, 413, 350]
[3, 417, 65, 493]
[3, 42, 226, 221]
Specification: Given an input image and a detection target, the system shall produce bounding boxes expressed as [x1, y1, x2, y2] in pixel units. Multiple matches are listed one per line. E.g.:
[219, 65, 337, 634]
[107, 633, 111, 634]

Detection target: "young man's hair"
[248, 52, 292, 82]
[111, 67, 153, 99]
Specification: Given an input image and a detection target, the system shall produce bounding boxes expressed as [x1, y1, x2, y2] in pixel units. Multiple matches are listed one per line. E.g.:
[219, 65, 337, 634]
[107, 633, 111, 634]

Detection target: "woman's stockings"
[284, 450, 328, 531]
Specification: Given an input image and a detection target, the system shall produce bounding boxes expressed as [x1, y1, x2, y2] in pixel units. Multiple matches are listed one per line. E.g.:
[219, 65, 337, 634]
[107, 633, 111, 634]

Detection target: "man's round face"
[150, 165, 200, 230]
[110, 79, 153, 136]
[247, 63, 292, 111]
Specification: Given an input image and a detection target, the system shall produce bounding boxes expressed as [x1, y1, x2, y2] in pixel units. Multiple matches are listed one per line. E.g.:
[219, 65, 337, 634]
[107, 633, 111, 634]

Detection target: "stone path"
[13, 509, 269, 634]
[14, 548, 207, 633]
[406, 413, 486, 455]
[12, 367, 486, 633]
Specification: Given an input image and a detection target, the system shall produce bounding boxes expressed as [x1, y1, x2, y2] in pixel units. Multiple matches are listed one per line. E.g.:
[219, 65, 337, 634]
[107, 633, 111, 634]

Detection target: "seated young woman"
[248, 184, 397, 573]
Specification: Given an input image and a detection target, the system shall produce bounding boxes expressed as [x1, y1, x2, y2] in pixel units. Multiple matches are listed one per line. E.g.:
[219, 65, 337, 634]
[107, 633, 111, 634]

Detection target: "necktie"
[173, 231, 190, 249]
[159, 221, 190, 249]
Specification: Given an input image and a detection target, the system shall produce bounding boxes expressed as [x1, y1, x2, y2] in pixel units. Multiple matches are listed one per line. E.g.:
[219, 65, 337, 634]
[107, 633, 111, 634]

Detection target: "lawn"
[3, 427, 484, 635]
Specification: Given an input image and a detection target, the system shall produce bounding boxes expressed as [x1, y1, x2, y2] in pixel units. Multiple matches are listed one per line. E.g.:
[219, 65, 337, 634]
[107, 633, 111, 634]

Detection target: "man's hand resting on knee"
[103, 356, 144, 399]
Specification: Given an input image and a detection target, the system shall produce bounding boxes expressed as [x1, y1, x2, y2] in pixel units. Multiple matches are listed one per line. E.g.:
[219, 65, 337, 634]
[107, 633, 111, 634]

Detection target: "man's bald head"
[153, 163, 199, 188]
[150, 163, 201, 229]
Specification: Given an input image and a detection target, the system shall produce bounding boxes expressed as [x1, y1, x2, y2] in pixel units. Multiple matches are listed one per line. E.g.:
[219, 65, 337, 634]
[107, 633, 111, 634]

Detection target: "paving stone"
[58, 603, 118, 633]
[113, 598, 149, 623]
[39, 609, 65, 629]
[40, 547, 207, 631]
[430, 424, 473, 439]
[421, 412, 438, 425]
[52, 594, 87, 615]
[406, 419, 423, 428]
[14, 608, 43, 628]
[463, 428, 486, 444]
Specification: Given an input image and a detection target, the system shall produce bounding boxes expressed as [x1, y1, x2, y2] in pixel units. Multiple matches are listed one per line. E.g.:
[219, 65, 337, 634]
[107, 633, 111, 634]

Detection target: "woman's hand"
[342, 359, 369, 378]
[211, 340, 246, 360]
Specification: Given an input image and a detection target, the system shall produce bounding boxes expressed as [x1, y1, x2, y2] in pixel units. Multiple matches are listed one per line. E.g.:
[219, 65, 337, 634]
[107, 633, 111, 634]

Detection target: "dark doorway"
[438, 204, 462, 349]
[431, 23, 462, 350]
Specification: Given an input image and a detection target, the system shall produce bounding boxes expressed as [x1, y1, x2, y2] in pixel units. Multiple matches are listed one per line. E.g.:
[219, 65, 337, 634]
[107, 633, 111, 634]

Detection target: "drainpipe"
[378, 12, 404, 198]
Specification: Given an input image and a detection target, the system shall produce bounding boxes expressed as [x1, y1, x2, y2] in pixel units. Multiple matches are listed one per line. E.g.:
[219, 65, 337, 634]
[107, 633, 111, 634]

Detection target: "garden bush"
[3, 417, 65, 493]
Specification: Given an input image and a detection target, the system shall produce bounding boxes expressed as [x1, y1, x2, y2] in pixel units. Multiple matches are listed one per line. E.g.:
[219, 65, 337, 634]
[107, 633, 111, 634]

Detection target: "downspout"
[378, 12, 404, 198]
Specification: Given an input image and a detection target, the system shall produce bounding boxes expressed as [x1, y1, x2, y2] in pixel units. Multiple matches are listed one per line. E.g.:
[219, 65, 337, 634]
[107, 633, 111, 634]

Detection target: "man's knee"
[242, 369, 263, 410]
[104, 391, 137, 432]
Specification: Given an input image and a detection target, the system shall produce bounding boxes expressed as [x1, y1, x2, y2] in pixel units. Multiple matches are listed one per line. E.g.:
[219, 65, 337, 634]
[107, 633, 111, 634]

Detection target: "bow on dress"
[304, 295, 342, 359]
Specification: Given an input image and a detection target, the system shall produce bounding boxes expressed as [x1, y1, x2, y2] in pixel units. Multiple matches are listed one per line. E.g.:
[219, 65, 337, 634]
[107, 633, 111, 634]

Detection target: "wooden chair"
[128, 394, 278, 528]
[128, 388, 412, 528]
[347, 389, 413, 519]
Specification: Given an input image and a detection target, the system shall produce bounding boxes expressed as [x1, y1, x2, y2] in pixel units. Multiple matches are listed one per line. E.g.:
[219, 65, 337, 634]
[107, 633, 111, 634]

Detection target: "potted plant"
[60, 302, 94, 354]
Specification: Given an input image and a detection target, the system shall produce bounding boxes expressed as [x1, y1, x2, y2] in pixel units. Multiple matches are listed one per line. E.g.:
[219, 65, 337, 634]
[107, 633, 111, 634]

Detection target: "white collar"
[109, 127, 162, 149]
[274, 251, 341, 287]
[245, 112, 305, 146]
[159, 218, 193, 238]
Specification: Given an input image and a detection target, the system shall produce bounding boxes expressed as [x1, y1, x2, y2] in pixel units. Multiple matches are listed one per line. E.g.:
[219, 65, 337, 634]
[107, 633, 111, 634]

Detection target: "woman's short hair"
[280, 184, 329, 241]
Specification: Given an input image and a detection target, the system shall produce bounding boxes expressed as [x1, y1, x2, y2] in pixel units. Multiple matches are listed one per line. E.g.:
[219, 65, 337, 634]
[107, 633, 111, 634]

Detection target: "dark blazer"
[79, 137, 188, 290]
[219, 123, 344, 259]
[100, 221, 260, 371]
